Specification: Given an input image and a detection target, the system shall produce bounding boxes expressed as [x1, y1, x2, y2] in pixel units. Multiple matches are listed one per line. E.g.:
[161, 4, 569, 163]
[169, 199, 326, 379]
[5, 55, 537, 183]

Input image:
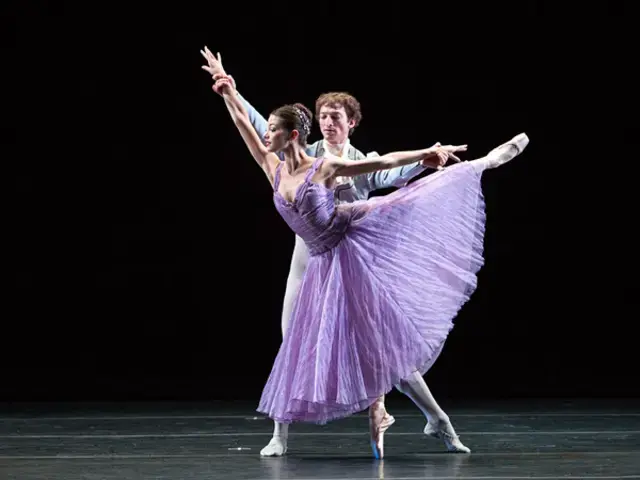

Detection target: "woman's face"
[264, 115, 290, 152]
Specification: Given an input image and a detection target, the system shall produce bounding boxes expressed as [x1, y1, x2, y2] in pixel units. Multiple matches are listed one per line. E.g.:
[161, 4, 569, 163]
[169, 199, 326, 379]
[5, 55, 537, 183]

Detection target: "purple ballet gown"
[257, 156, 487, 424]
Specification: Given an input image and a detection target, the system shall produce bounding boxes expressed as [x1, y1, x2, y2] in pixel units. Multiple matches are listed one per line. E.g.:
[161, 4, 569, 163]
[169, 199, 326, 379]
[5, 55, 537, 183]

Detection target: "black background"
[7, 2, 639, 403]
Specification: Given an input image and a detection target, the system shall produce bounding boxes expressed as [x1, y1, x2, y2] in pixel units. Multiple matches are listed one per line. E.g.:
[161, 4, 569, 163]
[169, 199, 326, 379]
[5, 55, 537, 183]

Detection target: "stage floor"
[0, 398, 638, 479]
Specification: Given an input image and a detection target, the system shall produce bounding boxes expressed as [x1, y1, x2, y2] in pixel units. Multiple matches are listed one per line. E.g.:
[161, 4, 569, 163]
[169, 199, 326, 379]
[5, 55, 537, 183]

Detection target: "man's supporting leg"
[278, 235, 308, 337]
[260, 236, 308, 457]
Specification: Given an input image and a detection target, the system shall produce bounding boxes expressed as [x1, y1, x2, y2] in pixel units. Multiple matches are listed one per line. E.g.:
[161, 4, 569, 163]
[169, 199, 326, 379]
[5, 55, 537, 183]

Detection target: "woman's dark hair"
[271, 103, 313, 145]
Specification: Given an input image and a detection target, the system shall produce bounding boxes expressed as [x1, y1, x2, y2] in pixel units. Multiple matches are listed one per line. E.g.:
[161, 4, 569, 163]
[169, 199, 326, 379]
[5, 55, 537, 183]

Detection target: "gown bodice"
[273, 157, 352, 256]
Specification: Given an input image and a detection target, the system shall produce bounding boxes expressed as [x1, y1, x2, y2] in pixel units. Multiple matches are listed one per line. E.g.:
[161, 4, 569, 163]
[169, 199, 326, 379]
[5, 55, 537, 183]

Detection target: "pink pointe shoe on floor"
[369, 400, 395, 459]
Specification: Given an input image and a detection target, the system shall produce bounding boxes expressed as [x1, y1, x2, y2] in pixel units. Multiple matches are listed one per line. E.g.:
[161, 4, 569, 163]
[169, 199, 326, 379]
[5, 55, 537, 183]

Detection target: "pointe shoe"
[369, 405, 395, 459]
[424, 420, 471, 453]
[483, 132, 530, 169]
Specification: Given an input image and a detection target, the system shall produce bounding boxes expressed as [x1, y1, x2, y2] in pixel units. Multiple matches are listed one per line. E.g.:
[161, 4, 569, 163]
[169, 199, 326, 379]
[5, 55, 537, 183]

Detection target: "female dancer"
[207, 67, 528, 458]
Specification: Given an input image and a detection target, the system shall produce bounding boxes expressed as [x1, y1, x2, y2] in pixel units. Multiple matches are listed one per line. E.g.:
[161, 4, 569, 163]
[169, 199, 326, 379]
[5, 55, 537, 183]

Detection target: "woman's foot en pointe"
[369, 400, 396, 459]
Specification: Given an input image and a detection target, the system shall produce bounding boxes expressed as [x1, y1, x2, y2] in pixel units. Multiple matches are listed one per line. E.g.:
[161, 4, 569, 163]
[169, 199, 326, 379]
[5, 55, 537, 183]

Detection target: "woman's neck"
[283, 144, 311, 174]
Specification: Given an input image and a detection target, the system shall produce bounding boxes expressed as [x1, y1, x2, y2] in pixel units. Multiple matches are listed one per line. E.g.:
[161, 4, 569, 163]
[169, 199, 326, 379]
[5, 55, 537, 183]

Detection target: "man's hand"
[200, 47, 236, 88]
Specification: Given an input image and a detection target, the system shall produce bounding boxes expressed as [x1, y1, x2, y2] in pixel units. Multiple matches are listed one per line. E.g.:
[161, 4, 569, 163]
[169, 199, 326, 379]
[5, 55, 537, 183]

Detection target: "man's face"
[317, 104, 356, 144]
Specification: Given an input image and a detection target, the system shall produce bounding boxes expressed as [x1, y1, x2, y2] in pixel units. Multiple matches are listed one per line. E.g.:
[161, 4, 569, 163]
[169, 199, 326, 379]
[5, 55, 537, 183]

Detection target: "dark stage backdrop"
[7, 3, 638, 402]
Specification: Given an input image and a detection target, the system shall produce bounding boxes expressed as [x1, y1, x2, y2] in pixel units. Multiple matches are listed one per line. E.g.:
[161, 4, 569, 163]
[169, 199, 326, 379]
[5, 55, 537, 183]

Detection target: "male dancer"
[202, 48, 470, 457]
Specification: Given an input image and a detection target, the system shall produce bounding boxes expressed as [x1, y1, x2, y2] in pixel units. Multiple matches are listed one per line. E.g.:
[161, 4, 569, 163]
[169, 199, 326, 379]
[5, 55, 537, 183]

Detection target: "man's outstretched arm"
[236, 92, 269, 141]
[367, 155, 428, 189]
[200, 48, 271, 146]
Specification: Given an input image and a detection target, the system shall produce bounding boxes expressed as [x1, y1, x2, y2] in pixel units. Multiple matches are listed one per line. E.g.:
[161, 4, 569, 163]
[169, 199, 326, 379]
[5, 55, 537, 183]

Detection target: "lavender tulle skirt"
[258, 162, 487, 424]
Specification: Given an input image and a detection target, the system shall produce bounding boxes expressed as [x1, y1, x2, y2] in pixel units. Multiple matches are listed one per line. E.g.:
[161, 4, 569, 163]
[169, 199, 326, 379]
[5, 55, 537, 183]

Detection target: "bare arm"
[237, 92, 285, 161]
[329, 146, 466, 179]
[216, 80, 280, 183]
[200, 47, 283, 172]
